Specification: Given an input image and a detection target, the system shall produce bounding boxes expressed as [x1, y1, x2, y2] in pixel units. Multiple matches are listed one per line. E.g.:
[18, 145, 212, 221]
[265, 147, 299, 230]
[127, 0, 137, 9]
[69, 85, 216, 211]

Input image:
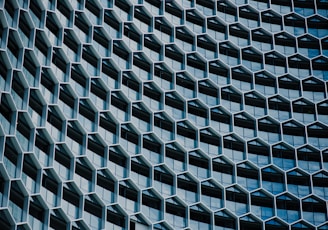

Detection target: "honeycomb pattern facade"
[0, 0, 328, 229]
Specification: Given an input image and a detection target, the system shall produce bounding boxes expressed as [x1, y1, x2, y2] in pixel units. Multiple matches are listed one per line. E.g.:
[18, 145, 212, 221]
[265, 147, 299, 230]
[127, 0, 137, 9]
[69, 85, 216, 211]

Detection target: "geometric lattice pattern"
[1, 0, 328, 229]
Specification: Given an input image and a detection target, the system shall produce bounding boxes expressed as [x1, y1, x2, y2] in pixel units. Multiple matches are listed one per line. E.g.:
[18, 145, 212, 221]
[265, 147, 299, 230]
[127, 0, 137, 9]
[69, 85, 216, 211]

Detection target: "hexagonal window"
[278, 74, 300, 100]
[130, 156, 151, 189]
[312, 171, 328, 200]
[307, 122, 328, 150]
[234, 112, 256, 140]
[231, 66, 253, 92]
[198, 79, 219, 106]
[96, 169, 116, 205]
[237, 162, 259, 191]
[282, 120, 306, 147]
[239, 214, 262, 230]
[165, 197, 187, 229]
[223, 134, 245, 162]
[272, 142, 296, 170]
[297, 145, 321, 173]
[225, 185, 248, 216]
[214, 209, 236, 230]
[142, 189, 163, 222]
[258, 117, 281, 144]
[106, 205, 127, 229]
[212, 156, 235, 186]
[201, 180, 223, 211]
[221, 86, 242, 113]
[210, 106, 232, 134]
[276, 193, 300, 223]
[302, 196, 327, 225]
[275, 32, 296, 56]
[284, 13, 306, 36]
[268, 95, 291, 121]
[177, 173, 199, 204]
[251, 28, 273, 52]
[254, 71, 276, 95]
[142, 134, 163, 165]
[189, 204, 211, 230]
[287, 169, 311, 198]
[208, 59, 230, 85]
[288, 54, 311, 78]
[247, 139, 270, 167]
[118, 180, 139, 214]
[298, 34, 320, 58]
[251, 190, 274, 220]
[153, 165, 175, 197]
[265, 218, 288, 230]
[189, 150, 210, 179]
[244, 91, 266, 118]
[265, 51, 286, 75]
[188, 99, 208, 127]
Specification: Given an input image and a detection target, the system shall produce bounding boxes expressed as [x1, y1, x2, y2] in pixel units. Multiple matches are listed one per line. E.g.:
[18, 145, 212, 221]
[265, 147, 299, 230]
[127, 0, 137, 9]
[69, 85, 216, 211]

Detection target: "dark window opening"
[207, 17, 226, 33]
[107, 208, 125, 227]
[200, 131, 220, 147]
[166, 202, 185, 217]
[54, 147, 71, 169]
[213, 160, 233, 175]
[67, 124, 84, 144]
[143, 136, 161, 153]
[234, 116, 255, 129]
[211, 109, 231, 124]
[59, 86, 75, 108]
[237, 166, 258, 180]
[97, 173, 115, 192]
[262, 170, 284, 183]
[79, 102, 95, 122]
[22, 155, 38, 181]
[63, 187, 79, 206]
[122, 73, 139, 92]
[221, 89, 241, 103]
[121, 126, 139, 145]
[215, 214, 235, 228]
[119, 184, 138, 201]
[276, 198, 299, 211]
[154, 168, 173, 185]
[104, 10, 120, 31]
[190, 208, 211, 224]
[283, 124, 304, 136]
[189, 153, 208, 169]
[42, 173, 58, 194]
[108, 149, 126, 167]
[111, 94, 128, 112]
[258, 119, 280, 133]
[75, 161, 92, 181]
[201, 184, 222, 199]
[84, 199, 102, 218]
[50, 212, 67, 229]
[226, 189, 247, 204]
[217, 1, 237, 16]
[29, 200, 45, 222]
[142, 193, 161, 210]
[177, 123, 196, 139]
[144, 84, 161, 101]
[199, 82, 218, 97]
[224, 137, 244, 152]
[166, 145, 185, 162]
[75, 13, 89, 34]
[88, 138, 104, 157]
[17, 114, 31, 139]
[131, 160, 149, 177]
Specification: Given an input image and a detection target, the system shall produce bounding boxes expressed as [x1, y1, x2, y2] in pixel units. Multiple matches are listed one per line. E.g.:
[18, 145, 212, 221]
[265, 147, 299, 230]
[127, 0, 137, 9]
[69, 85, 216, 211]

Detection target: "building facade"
[0, 0, 328, 229]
